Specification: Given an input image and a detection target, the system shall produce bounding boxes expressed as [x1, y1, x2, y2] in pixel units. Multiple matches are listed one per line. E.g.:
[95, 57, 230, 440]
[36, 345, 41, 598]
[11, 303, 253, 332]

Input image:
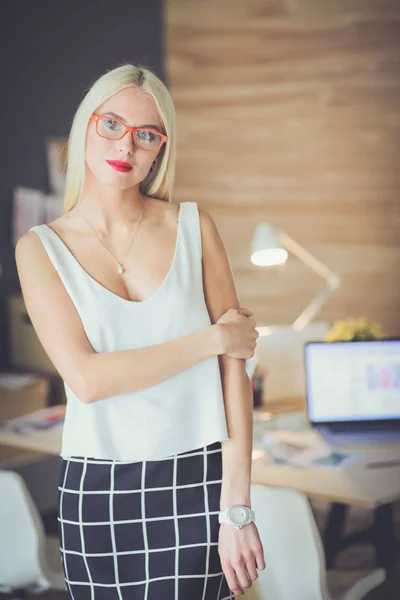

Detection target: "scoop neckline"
[41, 202, 184, 306]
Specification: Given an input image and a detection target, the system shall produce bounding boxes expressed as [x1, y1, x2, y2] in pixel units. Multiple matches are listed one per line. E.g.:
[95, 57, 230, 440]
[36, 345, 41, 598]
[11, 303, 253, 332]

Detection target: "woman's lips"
[106, 160, 132, 172]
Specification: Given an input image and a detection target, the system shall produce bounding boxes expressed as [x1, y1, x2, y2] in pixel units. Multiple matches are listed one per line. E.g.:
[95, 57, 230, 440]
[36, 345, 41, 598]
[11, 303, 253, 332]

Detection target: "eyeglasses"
[89, 113, 168, 152]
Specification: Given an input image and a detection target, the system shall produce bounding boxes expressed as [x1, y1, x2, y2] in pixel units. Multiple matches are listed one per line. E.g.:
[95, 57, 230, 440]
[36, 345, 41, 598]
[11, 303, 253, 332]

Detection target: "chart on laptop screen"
[305, 340, 400, 422]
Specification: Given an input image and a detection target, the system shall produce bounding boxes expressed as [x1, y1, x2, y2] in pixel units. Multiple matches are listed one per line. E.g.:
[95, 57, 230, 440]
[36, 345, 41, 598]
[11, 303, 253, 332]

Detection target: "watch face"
[228, 505, 248, 525]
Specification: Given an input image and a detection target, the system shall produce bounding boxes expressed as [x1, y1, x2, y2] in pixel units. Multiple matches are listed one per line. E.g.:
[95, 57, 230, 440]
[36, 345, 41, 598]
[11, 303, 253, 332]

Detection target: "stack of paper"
[262, 429, 364, 469]
[0, 405, 65, 436]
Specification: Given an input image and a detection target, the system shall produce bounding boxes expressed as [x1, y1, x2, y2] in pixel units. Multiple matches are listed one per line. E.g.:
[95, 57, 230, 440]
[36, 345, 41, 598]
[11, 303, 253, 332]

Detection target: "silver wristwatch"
[218, 504, 255, 529]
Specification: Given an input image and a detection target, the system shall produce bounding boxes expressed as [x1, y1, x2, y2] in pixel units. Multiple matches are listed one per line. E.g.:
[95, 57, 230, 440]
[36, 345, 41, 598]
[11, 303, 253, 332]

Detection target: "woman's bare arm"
[15, 231, 224, 405]
[199, 208, 254, 509]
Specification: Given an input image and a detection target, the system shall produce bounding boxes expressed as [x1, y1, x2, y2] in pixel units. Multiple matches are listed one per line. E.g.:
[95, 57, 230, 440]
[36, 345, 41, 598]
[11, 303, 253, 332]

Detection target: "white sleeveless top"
[29, 201, 229, 461]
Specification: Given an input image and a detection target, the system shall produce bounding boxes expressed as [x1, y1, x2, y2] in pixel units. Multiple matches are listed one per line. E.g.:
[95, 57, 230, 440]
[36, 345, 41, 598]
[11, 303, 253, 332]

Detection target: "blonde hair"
[63, 63, 176, 213]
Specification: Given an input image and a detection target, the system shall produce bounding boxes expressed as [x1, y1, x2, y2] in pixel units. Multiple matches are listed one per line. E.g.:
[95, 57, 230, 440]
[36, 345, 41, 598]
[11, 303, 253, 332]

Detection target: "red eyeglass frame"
[89, 113, 168, 152]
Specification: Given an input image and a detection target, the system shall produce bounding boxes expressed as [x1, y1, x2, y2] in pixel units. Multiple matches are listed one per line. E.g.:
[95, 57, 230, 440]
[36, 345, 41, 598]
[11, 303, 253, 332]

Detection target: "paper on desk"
[262, 429, 365, 469]
[0, 372, 38, 391]
[0, 405, 65, 435]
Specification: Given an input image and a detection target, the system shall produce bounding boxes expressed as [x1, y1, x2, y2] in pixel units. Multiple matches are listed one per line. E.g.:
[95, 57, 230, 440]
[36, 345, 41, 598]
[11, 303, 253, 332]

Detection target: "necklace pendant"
[117, 264, 125, 274]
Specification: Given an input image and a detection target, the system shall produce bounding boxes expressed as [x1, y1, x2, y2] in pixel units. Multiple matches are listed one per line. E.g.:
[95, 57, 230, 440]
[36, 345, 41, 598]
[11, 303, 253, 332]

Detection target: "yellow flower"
[325, 317, 383, 342]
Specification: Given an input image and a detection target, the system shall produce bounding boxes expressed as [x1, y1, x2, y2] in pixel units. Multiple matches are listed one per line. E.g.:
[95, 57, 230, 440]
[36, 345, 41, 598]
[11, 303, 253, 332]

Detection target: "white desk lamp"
[251, 224, 340, 331]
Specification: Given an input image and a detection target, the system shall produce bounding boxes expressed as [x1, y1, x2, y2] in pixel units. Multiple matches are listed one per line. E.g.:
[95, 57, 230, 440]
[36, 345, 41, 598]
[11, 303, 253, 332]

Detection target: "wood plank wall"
[166, 0, 400, 334]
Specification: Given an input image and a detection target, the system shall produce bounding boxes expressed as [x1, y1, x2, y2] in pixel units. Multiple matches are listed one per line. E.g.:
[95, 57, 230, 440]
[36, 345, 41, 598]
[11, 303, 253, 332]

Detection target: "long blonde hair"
[63, 63, 176, 213]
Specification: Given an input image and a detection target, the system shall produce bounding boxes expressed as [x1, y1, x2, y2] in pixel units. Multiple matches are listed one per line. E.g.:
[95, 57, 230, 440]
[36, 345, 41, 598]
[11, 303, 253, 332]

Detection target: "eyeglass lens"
[97, 117, 163, 150]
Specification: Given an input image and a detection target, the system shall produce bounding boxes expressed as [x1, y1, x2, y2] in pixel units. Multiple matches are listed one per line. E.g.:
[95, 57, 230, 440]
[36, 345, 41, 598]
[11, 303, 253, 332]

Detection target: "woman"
[15, 64, 265, 599]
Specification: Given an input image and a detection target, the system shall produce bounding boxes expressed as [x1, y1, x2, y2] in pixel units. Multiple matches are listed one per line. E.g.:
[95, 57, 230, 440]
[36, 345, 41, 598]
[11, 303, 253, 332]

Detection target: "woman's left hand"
[218, 521, 266, 596]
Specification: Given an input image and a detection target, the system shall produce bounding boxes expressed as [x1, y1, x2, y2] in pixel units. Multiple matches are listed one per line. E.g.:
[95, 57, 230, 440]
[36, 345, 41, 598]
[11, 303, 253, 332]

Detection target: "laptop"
[304, 339, 400, 444]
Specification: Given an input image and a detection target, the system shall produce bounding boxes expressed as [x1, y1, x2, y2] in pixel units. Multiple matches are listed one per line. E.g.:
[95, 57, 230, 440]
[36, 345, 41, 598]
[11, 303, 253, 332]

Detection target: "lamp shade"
[251, 223, 288, 267]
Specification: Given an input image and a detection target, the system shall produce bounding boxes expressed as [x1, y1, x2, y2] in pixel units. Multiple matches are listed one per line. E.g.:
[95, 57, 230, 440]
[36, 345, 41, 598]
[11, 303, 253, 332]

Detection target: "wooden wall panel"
[167, 0, 400, 334]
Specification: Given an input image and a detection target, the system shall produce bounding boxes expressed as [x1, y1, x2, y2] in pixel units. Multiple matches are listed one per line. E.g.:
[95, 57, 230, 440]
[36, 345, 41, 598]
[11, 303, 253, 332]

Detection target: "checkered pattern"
[57, 441, 234, 599]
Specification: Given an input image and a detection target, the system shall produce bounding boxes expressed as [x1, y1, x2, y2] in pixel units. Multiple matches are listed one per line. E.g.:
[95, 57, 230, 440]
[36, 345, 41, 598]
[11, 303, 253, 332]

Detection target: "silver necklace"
[78, 197, 145, 275]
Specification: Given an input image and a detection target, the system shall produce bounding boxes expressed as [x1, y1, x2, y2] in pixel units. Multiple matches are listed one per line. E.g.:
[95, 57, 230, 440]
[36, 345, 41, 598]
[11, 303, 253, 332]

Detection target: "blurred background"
[0, 1, 399, 598]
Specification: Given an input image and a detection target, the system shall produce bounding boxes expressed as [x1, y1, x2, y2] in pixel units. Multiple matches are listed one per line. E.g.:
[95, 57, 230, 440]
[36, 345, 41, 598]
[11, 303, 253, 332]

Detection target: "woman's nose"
[118, 130, 136, 153]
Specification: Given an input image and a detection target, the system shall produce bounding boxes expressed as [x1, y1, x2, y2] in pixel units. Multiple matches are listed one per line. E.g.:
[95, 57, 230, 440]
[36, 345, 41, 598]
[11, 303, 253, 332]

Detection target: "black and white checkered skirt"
[57, 440, 234, 599]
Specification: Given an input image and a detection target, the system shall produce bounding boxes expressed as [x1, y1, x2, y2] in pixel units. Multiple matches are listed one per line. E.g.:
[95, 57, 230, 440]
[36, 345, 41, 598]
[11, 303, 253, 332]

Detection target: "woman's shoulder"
[148, 196, 183, 223]
[44, 209, 80, 237]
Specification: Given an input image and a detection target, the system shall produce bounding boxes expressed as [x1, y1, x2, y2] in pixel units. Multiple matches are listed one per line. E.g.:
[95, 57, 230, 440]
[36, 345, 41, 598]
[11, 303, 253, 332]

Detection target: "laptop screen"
[304, 339, 400, 423]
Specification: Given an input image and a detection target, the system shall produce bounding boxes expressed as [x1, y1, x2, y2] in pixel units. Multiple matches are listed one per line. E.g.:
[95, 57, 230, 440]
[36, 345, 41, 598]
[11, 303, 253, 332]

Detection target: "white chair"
[242, 485, 386, 600]
[0, 469, 66, 597]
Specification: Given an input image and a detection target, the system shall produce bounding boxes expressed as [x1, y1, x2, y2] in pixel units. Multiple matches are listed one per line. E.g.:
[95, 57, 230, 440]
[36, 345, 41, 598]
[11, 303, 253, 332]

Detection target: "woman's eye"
[105, 119, 118, 130]
[138, 130, 155, 141]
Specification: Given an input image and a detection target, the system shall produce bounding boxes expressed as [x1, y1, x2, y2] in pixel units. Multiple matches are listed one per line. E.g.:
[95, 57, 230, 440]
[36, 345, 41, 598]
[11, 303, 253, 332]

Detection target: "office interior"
[0, 1, 399, 599]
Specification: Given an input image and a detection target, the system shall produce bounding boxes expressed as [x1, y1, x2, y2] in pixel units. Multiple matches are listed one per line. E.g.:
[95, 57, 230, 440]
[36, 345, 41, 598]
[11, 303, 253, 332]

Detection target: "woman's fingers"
[222, 562, 244, 596]
[219, 523, 265, 595]
[223, 558, 256, 595]
[225, 551, 265, 594]
[245, 555, 259, 582]
[234, 558, 255, 590]
[256, 548, 266, 571]
[236, 307, 253, 316]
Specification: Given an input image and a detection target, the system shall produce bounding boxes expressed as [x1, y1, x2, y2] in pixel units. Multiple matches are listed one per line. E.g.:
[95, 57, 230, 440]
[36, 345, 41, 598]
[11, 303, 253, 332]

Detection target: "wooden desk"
[251, 409, 400, 568]
[252, 444, 400, 509]
[0, 404, 65, 457]
[2, 406, 399, 567]
[2, 407, 400, 510]
[0, 426, 62, 456]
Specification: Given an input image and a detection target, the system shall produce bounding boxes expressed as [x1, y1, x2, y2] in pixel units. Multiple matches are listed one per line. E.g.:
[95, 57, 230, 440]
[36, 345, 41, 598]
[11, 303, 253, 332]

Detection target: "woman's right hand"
[216, 307, 259, 359]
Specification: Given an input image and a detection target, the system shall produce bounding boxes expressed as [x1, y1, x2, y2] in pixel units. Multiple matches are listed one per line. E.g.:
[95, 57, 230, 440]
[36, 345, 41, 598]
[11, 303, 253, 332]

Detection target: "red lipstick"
[106, 160, 132, 172]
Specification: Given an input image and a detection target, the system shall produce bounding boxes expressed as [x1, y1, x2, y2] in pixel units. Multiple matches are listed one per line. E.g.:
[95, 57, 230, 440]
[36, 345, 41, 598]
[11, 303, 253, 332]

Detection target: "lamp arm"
[291, 288, 334, 331]
[279, 231, 341, 288]
[278, 231, 341, 331]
